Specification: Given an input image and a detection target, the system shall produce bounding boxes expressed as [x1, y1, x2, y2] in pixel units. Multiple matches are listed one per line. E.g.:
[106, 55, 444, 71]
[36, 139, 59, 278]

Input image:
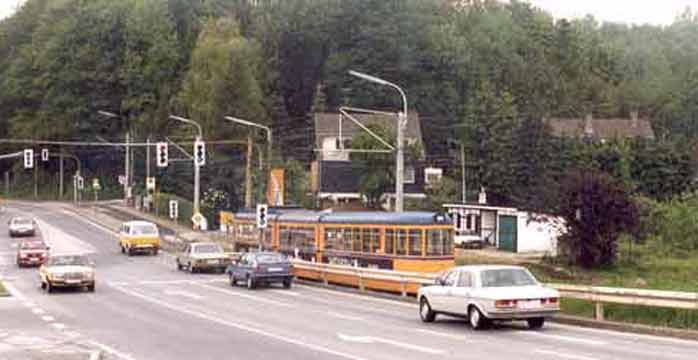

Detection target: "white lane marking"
[327, 311, 365, 322]
[416, 328, 469, 341]
[549, 323, 698, 347]
[60, 209, 118, 236]
[269, 289, 302, 297]
[87, 340, 138, 360]
[337, 333, 444, 355]
[32, 308, 45, 315]
[110, 284, 369, 360]
[163, 289, 204, 300]
[51, 323, 66, 330]
[297, 284, 416, 309]
[24, 301, 35, 307]
[34, 218, 98, 255]
[41, 315, 55, 322]
[108, 281, 129, 287]
[518, 331, 606, 346]
[191, 282, 294, 308]
[534, 349, 600, 360]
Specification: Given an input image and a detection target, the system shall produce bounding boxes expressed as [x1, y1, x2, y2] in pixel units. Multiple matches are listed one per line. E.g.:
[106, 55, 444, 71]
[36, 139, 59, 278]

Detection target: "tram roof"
[233, 210, 451, 225]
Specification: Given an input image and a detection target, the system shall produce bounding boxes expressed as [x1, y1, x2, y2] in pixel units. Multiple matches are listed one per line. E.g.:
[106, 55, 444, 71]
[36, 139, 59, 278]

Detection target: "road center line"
[518, 331, 607, 346]
[534, 349, 601, 360]
[326, 311, 365, 322]
[109, 284, 369, 360]
[41, 315, 55, 322]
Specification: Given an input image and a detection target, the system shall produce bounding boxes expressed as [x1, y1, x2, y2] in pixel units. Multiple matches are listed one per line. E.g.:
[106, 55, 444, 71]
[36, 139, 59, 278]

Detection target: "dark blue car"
[226, 252, 293, 289]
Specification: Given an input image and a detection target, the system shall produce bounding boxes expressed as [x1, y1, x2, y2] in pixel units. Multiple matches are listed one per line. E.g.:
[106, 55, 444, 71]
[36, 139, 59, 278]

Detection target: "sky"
[0, 0, 696, 24]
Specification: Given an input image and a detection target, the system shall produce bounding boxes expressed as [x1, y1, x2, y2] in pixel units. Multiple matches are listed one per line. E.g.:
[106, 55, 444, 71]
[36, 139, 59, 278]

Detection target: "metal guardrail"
[291, 260, 698, 320]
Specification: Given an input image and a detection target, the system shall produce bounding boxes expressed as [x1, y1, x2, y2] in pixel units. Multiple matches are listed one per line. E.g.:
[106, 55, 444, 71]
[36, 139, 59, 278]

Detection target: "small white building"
[444, 203, 563, 255]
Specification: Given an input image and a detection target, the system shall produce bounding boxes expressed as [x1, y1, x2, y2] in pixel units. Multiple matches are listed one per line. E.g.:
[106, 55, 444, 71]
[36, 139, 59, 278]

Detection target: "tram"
[219, 209, 454, 272]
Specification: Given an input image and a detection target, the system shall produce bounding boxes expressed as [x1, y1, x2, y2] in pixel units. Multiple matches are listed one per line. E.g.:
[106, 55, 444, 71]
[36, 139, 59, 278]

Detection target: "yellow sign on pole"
[267, 168, 285, 206]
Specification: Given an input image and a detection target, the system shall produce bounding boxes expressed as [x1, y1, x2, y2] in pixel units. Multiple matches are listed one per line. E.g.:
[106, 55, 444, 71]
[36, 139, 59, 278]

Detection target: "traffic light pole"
[194, 135, 201, 216]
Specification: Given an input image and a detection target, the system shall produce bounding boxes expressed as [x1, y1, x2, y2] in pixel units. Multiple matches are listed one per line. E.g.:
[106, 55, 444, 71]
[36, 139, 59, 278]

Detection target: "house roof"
[318, 160, 426, 195]
[313, 112, 422, 148]
[544, 116, 655, 140]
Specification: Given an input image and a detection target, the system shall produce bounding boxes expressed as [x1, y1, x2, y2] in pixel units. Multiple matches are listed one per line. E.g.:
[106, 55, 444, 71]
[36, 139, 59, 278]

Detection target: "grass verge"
[562, 298, 698, 330]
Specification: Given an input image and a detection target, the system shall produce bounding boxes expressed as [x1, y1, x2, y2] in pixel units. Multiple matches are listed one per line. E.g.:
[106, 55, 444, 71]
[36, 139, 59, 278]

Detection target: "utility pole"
[245, 135, 253, 208]
[169, 115, 203, 218]
[461, 142, 466, 203]
[146, 137, 151, 180]
[59, 149, 64, 200]
[5, 172, 9, 196]
[125, 132, 130, 204]
[34, 161, 38, 200]
[348, 70, 407, 212]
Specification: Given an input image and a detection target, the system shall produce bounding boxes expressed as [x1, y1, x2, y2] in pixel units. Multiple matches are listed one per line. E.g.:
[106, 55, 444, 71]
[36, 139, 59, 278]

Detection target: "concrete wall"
[516, 212, 564, 255]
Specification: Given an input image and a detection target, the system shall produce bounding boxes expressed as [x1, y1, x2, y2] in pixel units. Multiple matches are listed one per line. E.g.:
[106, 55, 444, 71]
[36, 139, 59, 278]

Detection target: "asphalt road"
[2, 203, 698, 360]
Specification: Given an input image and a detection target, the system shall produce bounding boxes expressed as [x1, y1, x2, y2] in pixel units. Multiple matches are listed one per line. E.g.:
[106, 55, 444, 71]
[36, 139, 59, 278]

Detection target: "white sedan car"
[418, 265, 560, 330]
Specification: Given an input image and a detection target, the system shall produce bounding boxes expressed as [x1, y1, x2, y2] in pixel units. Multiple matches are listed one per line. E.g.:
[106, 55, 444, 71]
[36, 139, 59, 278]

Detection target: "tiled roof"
[544, 117, 655, 140]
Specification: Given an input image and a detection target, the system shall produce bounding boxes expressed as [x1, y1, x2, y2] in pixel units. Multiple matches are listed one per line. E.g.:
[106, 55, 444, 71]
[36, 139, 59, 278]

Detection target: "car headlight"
[84, 271, 95, 279]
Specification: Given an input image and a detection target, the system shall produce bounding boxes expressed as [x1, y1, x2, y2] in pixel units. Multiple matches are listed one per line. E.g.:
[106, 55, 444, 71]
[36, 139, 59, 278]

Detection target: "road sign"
[92, 178, 101, 191]
[76, 176, 84, 190]
[118, 175, 126, 185]
[191, 212, 205, 226]
[194, 139, 206, 166]
[23, 149, 34, 169]
[256, 204, 268, 229]
[41, 148, 49, 162]
[146, 177, 156, 191]
[156, 142, 168, 168]
[169, 200, 178, 220]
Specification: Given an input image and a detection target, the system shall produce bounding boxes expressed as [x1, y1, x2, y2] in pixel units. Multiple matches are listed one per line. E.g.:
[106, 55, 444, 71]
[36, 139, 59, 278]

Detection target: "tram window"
[385, 229, 395, 254]
[280, 227, 316, 252]
[352, 228, 362, 252]
[408, 230, 422, 256]
[362, 228, 380, 253]
[324, 228, 337, 250]
[427, 229, 453, 256]
[396, 229, 408, 255]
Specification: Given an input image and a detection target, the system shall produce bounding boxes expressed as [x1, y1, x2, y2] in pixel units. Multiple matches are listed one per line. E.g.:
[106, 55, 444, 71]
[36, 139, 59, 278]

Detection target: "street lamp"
[348, 70, 408, 212]
[224, 116, 272, 206]
[169, 115, 203, 217]
[98, 110, 130, 203]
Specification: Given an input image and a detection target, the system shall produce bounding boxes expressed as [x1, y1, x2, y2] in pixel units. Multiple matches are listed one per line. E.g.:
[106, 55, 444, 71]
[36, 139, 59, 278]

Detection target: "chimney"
[630, 110, 639, 128]
[583, 113, 593, 137]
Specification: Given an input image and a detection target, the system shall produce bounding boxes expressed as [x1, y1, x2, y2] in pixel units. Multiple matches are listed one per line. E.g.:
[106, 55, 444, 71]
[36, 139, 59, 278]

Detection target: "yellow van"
[119, 221, 160, 256]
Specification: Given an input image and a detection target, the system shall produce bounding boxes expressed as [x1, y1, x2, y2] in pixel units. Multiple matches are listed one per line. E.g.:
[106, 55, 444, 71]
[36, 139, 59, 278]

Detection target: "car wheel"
[229, 274, 237, 287]
[189, 263, 197, 274]
[152, 248, 159, 256]
[527, 317, 545, 330]
[282, 278, 293, 289]
[46, 281, 53, 294]
[40, 281, 46, 290]
[120, 245, 125, 254]
[176, 260, 183, 271]
[419, 297, 436, 323]
[246, 276, 256, 290]
[87, 284, 95, 293]
[469, 306, 488, 330]
[127, 247, 133, 256]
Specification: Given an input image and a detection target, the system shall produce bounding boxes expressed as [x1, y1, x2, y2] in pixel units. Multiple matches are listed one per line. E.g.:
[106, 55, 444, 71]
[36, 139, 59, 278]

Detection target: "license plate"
[267, 267, 283, 272]
[207, 259, 218, 265]
[65, 280, 81, 284]
[519, 300, 541, 309]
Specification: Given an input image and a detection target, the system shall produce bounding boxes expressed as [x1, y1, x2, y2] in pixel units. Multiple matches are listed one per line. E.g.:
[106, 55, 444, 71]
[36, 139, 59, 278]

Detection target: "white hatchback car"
[418, 265, 560, 329]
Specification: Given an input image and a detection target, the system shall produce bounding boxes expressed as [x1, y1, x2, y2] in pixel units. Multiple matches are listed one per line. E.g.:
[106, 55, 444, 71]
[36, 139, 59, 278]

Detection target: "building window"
[424, 167, 442, 187]
[404, 167, 416, 184]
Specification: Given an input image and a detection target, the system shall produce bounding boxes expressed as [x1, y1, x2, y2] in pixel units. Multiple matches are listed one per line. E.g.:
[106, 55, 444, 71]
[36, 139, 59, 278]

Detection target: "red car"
[16, 240, 50, 267]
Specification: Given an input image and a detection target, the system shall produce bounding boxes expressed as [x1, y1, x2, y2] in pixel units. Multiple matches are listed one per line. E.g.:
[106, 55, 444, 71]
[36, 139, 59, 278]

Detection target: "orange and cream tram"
[220, 209, 454, 272]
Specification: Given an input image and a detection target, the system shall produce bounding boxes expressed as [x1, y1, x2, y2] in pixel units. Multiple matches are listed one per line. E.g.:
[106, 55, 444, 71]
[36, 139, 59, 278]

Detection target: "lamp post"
[98, 110, 130, 203]
[169, 115, 203, 216]
[348, 70, 408, 212]
[224, 116, 272, 205]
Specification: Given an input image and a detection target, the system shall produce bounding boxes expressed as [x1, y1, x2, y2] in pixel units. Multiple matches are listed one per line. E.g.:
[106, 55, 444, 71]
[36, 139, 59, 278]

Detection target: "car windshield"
[194, 244, 223, 254]
[13, 218, 32, 226]
[255, 253, 287, 263]
[48, 255, 88, 266]
[132, 224, 157, 235]
[20, 241, 47, 250]
[480, 269, 537, 287]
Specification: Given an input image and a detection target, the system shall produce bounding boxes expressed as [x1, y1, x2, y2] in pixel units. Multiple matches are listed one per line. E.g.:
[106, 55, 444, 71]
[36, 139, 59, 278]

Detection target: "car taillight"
[495, 300, 518, 308]
[543, 297, 559, 306]
[20, 253, 28, 258]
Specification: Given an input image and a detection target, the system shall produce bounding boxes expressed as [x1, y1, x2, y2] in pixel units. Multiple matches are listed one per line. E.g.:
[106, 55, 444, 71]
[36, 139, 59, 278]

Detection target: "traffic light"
[41, 148, 49, 162]
[256, 204, 268, 229]
[23, 149, 34, 169]
[169, 200, 178, 220]
[156, 142, 168, 168]
[194, 139, 206, 166]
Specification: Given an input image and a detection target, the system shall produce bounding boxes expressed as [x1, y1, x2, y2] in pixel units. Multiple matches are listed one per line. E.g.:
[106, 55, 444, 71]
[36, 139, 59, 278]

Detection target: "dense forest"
[1, 0, 697, 214]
